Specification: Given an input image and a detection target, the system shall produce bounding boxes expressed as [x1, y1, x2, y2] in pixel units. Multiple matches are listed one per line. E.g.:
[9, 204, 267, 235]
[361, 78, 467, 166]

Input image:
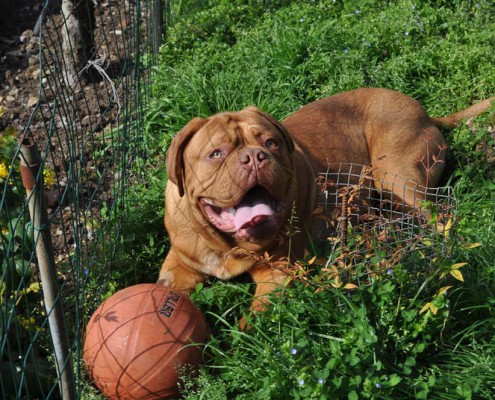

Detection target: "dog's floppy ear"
[244, 106, 295, 153]
[166, 117, 208, 197]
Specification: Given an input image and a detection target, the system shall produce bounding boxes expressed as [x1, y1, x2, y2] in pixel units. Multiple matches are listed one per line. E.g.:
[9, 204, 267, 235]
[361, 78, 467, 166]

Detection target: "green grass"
[111, 0, 495, 399]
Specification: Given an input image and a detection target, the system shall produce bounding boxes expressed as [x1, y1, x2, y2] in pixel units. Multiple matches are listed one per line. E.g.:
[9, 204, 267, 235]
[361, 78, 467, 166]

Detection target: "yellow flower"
[43, 168, 56, 189]
[0, 163, 8, 179]
[27, 282, 40, 293]
[19, 316, 36, 331]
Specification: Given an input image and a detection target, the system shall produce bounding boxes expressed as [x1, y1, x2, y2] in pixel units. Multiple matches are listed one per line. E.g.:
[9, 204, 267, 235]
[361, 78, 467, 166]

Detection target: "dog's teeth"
[228, 207, 235, 215]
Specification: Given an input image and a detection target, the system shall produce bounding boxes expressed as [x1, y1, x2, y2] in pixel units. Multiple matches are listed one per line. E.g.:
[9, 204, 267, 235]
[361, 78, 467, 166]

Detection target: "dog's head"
[166, 106, 296, 249]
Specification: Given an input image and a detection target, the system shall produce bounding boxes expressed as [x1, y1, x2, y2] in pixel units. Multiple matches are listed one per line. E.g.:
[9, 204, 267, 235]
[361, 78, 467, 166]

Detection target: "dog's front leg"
[157, 248, 206, 294]
[248, 262, 291, 313]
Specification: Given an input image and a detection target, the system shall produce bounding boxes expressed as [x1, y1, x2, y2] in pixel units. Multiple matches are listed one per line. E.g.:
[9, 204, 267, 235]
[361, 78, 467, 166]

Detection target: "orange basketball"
[83, 283, 208, 399]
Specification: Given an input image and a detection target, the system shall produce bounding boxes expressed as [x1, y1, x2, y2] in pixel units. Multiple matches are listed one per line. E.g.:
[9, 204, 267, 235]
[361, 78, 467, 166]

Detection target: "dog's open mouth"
[200, 186, 285, 240]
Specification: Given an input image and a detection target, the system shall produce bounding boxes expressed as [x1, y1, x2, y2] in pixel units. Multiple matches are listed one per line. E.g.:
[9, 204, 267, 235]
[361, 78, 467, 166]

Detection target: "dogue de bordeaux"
[157, 87, 493, 313]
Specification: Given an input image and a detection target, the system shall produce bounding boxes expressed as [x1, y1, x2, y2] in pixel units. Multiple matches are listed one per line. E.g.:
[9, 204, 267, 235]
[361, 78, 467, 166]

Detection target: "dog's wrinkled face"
[167, 107, 296, 248]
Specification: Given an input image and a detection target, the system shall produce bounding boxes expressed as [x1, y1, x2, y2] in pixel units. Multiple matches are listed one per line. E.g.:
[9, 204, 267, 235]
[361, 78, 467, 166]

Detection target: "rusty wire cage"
[314, 164, 457, 286]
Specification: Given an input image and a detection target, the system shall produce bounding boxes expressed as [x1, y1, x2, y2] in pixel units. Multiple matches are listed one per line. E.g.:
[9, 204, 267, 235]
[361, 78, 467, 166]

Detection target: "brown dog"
[158, 88, 493, 312]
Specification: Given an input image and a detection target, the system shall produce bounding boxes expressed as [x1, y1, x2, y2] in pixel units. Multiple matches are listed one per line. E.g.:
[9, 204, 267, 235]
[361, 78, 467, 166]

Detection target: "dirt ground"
[0, 0, 43, 134]
[0, 0, 127, 149]
[1, 0, 134, 262]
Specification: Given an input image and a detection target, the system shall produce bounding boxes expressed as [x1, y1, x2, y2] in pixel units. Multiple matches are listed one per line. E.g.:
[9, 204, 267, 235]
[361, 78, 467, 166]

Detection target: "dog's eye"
[264, 139, 277, 149]
[209, 149, 223, 159]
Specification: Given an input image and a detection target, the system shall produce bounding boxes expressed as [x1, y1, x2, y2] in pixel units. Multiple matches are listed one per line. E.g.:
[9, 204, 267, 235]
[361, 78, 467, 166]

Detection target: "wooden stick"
[19, 137, 76, 400]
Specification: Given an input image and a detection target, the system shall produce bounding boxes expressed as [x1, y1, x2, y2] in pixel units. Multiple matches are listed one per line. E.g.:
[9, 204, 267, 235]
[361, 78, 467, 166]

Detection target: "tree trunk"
[61, 0, 95, 87]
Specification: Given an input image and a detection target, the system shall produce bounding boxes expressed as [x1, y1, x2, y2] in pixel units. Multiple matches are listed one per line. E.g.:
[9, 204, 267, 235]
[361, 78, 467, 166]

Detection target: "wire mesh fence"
[314, 163, 457, 287]
[0, 0, 163, 398]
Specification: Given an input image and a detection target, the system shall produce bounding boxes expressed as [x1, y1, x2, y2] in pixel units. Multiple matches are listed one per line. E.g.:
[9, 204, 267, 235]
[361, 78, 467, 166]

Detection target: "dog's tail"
[432, 97, 494, 128]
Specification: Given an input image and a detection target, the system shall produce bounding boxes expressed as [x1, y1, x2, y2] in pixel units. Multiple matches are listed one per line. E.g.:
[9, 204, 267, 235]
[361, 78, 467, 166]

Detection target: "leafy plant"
[1, 125, 59, 398]
[1, 126, 32, 292]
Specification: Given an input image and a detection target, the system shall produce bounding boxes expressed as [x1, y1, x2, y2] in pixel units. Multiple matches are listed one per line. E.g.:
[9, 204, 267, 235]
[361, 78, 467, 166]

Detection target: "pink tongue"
[234, 195, 274, 231]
